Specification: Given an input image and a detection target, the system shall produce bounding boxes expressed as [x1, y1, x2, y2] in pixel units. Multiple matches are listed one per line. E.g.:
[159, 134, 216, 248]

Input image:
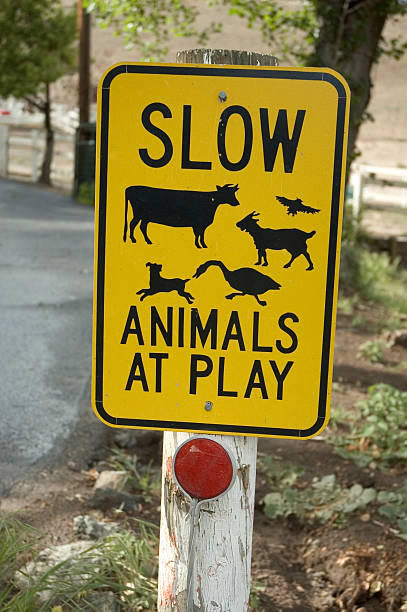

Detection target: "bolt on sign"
[92, 63, 350, 438]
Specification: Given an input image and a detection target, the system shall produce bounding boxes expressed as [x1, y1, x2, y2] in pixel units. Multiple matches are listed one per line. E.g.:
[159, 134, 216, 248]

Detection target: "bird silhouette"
[193, 260, 281, 306]
[276, 195, 320, 216]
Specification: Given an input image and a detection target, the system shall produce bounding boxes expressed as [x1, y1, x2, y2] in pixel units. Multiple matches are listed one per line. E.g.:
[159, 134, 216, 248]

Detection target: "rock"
[114, 430, 139, 449]
[67, 460, 81, 472]
[14, 540, 96, 603]
[114, 429, 162, 452]
[89, 487, 142, 512]
[74, 515, 120, 539]
[94, 470, 127, 491]
[385, 329, 407, 348]
[82, 591, 120, 611]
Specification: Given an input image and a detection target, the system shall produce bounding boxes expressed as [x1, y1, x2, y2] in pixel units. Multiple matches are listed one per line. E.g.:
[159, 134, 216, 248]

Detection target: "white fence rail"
[0, 124, 75, 188]
[349, 163, 407, 216]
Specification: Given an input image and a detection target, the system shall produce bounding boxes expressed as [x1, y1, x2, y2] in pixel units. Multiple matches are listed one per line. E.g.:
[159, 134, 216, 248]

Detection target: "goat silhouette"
[236, 212, 316, 270]
[124, 184, 239, 248]
[136, 262, 194, 304]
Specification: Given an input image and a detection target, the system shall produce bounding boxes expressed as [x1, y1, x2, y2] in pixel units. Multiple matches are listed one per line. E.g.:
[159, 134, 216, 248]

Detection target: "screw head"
[204, 401, 213, 411]
[218, 91, 227, 102]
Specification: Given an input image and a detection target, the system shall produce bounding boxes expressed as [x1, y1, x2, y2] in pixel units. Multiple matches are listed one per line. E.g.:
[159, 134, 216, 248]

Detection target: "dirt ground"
[3, 300, 407, 611]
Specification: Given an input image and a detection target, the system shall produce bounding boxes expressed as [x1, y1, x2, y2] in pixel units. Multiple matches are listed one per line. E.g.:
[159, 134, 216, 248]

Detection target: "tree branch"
[23, 96, 45, 112]
[347, 0, 376, 17]
[334, 0, 351, 62]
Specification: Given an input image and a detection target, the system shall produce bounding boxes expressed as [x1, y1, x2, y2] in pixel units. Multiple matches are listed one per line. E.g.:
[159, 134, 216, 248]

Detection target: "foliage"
[77, 182, 95, 206]
[110, 448, 160, 501]
[259, 458, 375, 525]
[377, 480, 407, 540]
[330, 383, 407, 468]
[260, 455, 304, 488]
[339, 238, 407, 317]
[358, 339, 389, 364]
[337, 294, 357, 316]
[0, 0, 77, 184]
[0, 0, 76, 99]
[86, 0, 220, 59]
[214, 0, 407, 64]
[0, 513, 158, 611]
[210, 0, 317, 64]
[0, 514, 40, 609]
[249, 581, 266, 609]
[329, 401, 351, 430]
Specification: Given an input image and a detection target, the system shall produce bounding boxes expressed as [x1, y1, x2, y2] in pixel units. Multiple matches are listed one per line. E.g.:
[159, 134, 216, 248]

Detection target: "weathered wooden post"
[157, 49, 278, 612]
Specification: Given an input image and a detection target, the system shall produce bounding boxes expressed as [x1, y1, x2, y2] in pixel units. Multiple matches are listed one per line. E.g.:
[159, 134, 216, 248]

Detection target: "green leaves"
[331, 384, 407, 469]
[260, 460, 377, 526]
[217, 0, 317, 63]
[0, 0, 76, 99]
[86, 0, 220, 60]
[110, 447, 160, 502]
[377, 480, 407, 539]
[357, 339, 389, 364]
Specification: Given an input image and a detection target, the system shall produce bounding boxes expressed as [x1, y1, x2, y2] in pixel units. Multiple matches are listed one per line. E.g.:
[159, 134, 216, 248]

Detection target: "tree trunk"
[39, 83, 54, 185]
[311, 0, 388, 165]
[78, 0, 91, 127]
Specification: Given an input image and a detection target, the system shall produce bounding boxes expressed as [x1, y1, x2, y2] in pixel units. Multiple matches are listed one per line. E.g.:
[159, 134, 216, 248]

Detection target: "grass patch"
[109, 448, 160, 501]
[0, 514, 158, 611]
[0, 514, 40, 610]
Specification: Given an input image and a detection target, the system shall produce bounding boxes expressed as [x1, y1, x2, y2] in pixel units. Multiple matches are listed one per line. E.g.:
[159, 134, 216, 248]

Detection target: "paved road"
[0, 180, 104, 495]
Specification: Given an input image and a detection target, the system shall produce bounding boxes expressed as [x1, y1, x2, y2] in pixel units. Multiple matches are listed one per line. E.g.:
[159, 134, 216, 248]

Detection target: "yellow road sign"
[92, 63, 350, 438]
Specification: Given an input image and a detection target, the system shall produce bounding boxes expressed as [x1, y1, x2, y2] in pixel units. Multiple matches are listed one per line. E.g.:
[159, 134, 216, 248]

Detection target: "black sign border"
[94, 64, 348, 438]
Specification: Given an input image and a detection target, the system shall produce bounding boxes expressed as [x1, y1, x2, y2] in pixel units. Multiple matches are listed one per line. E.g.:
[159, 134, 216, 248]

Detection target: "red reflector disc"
[173, 437, 234, 501]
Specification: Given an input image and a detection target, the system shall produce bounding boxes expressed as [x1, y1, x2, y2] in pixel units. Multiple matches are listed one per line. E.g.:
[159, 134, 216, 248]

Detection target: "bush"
[340, 241, 407, 312]
[357, 339, 389, 363]
[77, 182, 95, 206]
[330, 383, 407, 468]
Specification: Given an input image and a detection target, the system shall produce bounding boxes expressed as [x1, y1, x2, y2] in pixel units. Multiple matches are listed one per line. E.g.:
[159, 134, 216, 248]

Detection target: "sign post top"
[92, 62, 350, 439]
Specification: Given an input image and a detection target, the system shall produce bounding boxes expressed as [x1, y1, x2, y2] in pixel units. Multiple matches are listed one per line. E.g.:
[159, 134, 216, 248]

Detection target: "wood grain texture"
[176, 49, 278, 66]
[158, 432, 257, 611]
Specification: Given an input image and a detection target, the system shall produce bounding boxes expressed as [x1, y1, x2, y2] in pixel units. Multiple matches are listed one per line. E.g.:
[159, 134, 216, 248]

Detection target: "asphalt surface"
[0, 179, 105, 496]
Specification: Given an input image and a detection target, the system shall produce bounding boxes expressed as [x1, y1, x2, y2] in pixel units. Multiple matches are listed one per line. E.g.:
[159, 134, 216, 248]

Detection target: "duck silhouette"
[193, 260, 281, 306]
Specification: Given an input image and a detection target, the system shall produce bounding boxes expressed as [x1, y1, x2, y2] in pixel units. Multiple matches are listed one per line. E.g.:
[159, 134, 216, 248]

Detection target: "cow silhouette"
[123, 184, 239, 248]
[137, 262, 194, 304]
